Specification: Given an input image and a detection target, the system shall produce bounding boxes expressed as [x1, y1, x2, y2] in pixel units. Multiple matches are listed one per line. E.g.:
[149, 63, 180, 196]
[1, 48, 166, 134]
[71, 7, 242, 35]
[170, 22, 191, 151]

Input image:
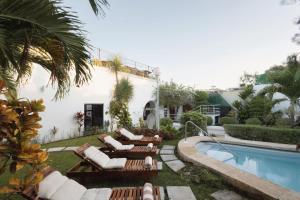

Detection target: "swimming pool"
[196, 142, 300, 193]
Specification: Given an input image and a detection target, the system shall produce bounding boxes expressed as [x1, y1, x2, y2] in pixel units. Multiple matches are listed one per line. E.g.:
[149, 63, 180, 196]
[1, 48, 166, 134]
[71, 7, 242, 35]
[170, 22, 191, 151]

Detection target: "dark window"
[84, 104, 103, 132]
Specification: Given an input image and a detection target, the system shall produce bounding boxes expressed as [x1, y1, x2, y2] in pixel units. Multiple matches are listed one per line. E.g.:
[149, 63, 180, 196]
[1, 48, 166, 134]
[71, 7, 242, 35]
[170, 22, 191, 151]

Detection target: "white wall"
[18, 64, 156, 141]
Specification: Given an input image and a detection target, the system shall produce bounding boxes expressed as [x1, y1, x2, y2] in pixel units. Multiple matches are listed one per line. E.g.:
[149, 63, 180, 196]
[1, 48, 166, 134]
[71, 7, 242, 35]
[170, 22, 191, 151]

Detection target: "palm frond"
[0, 0, 93, 99]
[88, 0, 109, 16]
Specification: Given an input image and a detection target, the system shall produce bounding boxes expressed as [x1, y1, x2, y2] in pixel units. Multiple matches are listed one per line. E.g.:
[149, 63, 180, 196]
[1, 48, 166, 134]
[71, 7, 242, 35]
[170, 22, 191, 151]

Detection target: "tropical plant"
[109, 76, 134, 128]
[114, 78, 134, 103]
[0, 83, 48, 194]
[261, 55, 300, 125]
[74, 111, 84, 135]
[109, 56, 122, 84]
[0, 0, 109, 99]
[109, 100, 132, 128]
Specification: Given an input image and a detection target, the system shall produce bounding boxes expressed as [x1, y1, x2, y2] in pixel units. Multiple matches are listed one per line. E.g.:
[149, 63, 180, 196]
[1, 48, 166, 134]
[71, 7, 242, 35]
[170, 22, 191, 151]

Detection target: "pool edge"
[178, 136, 300, 200]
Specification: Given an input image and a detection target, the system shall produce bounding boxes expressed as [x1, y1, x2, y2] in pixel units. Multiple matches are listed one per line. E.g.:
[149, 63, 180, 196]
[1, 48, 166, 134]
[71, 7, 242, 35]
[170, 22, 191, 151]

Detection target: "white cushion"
[38, 171, 68, 199]
[81, 188, 112, 200]
[84, 146, 110, 168]
[104, 158, 127, 169]
[120, 128, 143, 140]
[104, 136, 123, 150]
[121, 144, 134, 150]
[154, 135, 159, 139]
[147, 143, 153, 150]
[143, 183, 154, 200]
[145, 156, 153, 169]
[104, 136, 134, 150]
[50, 179, 87, 200]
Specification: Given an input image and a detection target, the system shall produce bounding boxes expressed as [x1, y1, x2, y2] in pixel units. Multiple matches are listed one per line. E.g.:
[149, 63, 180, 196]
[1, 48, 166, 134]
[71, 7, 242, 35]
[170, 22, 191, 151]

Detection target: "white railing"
[184, 121, 236, 158]
[198, 105, 220, 115]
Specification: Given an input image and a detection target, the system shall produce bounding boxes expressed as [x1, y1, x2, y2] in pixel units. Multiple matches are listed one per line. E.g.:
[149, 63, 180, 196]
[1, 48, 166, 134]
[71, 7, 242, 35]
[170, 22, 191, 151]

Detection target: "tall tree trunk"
[115, 70, 119, 85]
[289, 100, 296, 125]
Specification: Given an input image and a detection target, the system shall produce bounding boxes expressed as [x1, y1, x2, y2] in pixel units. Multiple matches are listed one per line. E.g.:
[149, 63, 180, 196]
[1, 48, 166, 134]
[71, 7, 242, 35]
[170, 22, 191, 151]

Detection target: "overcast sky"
[66, 0, 300, 89]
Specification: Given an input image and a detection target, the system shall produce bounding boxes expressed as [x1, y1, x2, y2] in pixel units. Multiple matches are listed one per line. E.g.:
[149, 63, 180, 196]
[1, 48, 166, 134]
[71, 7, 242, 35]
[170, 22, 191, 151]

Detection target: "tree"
[239, 72, 256, 87]
[109, 56, 122, 85]
[193, 90, 209, 106]
[0, 0, 109, 99]
[262, 55, 300, 124]
[114, 78, 134, 103]
[109, 77, 134, 128]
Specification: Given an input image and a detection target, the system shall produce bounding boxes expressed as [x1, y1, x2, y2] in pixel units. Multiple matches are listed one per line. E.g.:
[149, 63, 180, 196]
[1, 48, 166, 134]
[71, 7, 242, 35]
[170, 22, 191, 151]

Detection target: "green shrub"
[224, 124, 300, 144]
[245, 118, 262, 125]
[275, 118, 293, 127]
[181, 111, 207, 133]
[206, 116, 213, 126]
[220, 117, 237, 125]
[160, 117, 173, 127]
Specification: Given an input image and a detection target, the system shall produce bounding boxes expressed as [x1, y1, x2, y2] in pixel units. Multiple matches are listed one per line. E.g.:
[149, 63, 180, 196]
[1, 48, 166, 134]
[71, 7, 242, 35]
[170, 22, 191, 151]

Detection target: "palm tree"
[110, 56, 122, 84]
[0, 0, 109, 99]
[262, 55, 300, 124]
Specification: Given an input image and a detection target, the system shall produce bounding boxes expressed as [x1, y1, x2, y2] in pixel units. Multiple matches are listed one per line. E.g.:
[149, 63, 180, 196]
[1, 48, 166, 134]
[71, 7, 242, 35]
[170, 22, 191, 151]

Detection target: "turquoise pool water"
[196, 142, 300, 193]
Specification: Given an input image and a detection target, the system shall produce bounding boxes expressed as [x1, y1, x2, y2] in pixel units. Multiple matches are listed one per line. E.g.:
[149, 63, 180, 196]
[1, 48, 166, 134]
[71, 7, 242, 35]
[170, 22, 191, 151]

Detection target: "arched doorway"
[143, 101, 156, 129]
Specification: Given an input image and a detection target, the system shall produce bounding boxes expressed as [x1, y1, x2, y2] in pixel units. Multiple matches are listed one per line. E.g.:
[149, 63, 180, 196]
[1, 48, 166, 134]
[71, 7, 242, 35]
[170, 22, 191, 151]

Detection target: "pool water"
[196, 142, 300, 193]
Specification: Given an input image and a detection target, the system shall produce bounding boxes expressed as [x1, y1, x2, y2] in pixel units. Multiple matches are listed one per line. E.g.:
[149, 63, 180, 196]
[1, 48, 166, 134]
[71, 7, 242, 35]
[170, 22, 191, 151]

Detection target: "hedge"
[245, 118, 262, 125]
[224, 124, 300, 144]
[220, 117, 237, 125]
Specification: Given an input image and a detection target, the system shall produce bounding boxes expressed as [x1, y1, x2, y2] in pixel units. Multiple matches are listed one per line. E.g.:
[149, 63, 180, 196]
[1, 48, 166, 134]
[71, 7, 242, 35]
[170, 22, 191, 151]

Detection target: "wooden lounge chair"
[67, 143, 158, 182]
[22, 167, 162, 200]
[98, 134, 157, 158]
[115, 128, 163, 146]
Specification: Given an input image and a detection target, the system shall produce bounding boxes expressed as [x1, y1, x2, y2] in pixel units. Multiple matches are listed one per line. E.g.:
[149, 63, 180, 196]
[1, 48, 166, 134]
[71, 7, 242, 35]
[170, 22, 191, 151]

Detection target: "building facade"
[19, 62, 157, 142]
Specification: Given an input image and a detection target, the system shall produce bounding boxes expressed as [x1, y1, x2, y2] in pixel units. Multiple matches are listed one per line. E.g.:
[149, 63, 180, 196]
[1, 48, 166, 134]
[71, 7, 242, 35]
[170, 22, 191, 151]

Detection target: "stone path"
[166, 186, 196, 200]
[211, 190, 247, 200]
[160, 145, 185, 172]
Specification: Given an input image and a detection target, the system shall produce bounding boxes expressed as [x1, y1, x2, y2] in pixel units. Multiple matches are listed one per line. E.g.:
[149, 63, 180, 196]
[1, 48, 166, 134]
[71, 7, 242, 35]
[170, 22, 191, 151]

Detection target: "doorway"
[84, 104, 104, 131]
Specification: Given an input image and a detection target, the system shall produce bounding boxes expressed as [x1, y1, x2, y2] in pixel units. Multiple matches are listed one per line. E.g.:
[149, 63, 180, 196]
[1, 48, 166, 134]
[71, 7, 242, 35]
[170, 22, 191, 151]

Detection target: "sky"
[65, 0, 300, 89]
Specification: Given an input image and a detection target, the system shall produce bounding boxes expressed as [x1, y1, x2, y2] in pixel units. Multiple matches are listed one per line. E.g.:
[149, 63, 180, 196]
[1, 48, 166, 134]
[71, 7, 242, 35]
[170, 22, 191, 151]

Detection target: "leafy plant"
[74, 111, 84, 135]
[206, 116, 213, 126]
[160, 117, 177, 134]
[180, 111, 207, 133]
[114, 78, 134, 103]
[109, 100, 132, 129]
[220, 117, 238, 125]
[193, 90, 209, 106]
[245, 118, 262, 125]
[0, 84, 48, 194]
[261, 55, 300, 125]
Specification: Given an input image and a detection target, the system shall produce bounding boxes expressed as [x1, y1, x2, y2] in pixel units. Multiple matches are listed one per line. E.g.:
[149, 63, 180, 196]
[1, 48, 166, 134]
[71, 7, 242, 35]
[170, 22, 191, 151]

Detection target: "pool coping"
[177, 136, 300, 200]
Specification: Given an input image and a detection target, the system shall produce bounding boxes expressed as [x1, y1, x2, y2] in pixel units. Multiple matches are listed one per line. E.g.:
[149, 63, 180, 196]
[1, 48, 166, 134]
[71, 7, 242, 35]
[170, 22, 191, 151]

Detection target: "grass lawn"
[1, 135, 237, 200]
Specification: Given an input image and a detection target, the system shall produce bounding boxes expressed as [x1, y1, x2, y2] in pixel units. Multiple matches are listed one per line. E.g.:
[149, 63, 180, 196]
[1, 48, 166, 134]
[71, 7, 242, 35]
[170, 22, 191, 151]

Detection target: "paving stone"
[157, 162, 163, 170]
[166, 186, 196, 200]
[160, 154, 178, 162]
[47, 147, 65, 152]
[211, 190, 247, 200]
[165, 160, 185, 172]
[160, 149, 174, 155]
[161, 145, 175, 150]
[64, 146, 78, 151]
[159, 187, 165, 200]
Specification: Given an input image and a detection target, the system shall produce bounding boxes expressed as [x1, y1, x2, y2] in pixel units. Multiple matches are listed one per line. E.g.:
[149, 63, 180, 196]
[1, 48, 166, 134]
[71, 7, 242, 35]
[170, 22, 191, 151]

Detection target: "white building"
[19, 60, 157, 142]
